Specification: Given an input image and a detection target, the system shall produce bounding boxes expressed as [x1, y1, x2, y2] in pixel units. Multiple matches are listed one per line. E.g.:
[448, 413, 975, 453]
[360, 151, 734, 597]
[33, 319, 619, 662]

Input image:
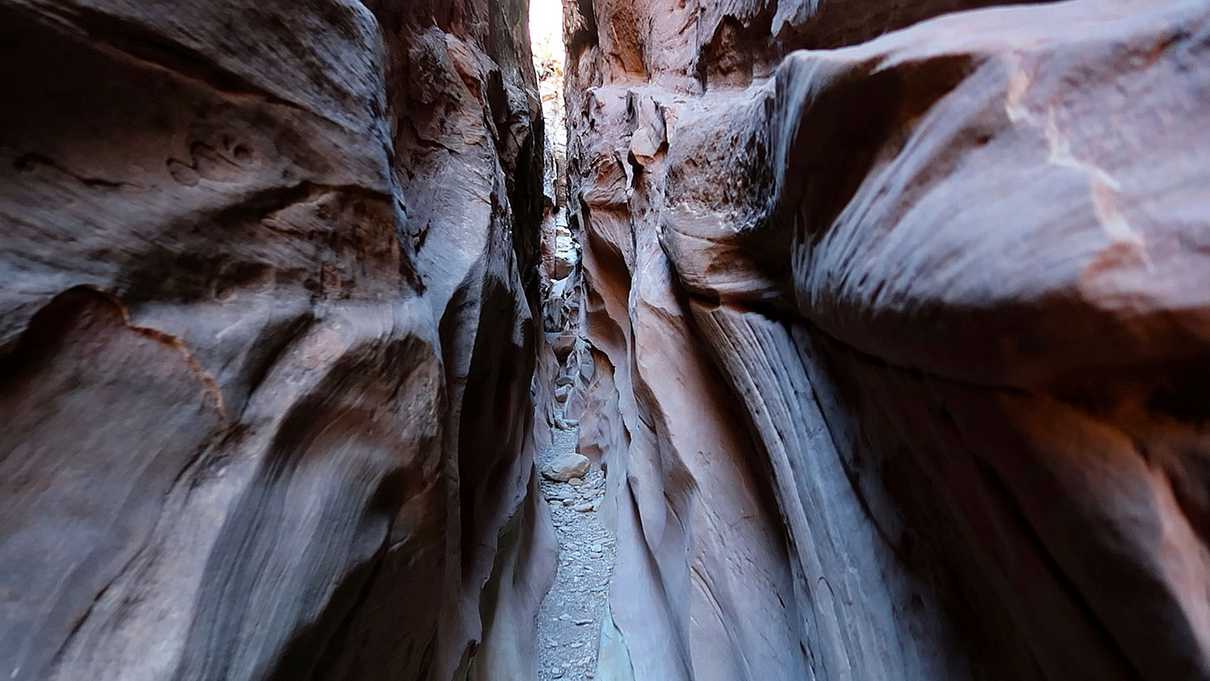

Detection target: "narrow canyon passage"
[1, 1, 1208, 681]
[531, 215, 617, 681]
[528, 6, 619, 677]
[535, 427, 615, 681]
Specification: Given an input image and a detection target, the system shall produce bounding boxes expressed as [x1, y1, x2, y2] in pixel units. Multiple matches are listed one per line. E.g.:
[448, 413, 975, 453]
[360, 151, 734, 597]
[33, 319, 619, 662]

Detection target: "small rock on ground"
[543, 452, 590, 482]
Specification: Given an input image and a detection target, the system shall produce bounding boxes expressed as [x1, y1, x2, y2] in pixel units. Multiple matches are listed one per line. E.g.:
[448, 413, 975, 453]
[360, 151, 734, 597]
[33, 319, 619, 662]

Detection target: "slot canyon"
[1, 0, 1208, 679]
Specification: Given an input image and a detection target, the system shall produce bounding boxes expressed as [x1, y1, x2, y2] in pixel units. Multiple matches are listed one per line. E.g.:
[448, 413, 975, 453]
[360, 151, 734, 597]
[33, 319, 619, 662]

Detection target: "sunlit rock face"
[0, 2, 552, 680]
[566, 0, 1210, 679]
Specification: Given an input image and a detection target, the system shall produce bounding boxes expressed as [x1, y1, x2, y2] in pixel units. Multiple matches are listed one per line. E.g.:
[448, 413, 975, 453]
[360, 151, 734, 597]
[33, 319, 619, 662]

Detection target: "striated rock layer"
[566, 0, 1210, 679]
[0, 1, 554, 680]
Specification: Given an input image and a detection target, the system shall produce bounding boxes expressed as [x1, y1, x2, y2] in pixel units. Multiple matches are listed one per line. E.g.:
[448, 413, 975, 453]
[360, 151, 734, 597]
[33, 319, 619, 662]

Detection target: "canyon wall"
[0, 2, 553, 680]
[565, 0, 1210, 679]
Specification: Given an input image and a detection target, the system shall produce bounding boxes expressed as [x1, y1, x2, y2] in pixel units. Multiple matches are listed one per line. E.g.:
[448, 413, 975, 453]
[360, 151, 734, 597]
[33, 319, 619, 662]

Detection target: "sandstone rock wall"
[0, 2, 552, 680]
[566, 0, 1210, 679]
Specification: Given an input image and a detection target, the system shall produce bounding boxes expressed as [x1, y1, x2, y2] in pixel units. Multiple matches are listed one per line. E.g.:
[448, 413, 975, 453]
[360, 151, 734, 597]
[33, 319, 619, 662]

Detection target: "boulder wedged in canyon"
[567, 0, 1210, 678]
[0, 2, 553, 680]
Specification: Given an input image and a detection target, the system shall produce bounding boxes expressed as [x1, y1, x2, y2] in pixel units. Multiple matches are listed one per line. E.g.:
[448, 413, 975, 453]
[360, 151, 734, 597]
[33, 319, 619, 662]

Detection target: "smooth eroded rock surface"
[0, 1, 553, 680]
[565, 0, 1210, 679]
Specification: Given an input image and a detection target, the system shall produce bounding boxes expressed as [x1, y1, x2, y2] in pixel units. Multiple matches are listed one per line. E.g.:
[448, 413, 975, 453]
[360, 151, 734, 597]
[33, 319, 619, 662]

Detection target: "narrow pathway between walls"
[529, 2, 617, 677]
[535, 427, 615, 680]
